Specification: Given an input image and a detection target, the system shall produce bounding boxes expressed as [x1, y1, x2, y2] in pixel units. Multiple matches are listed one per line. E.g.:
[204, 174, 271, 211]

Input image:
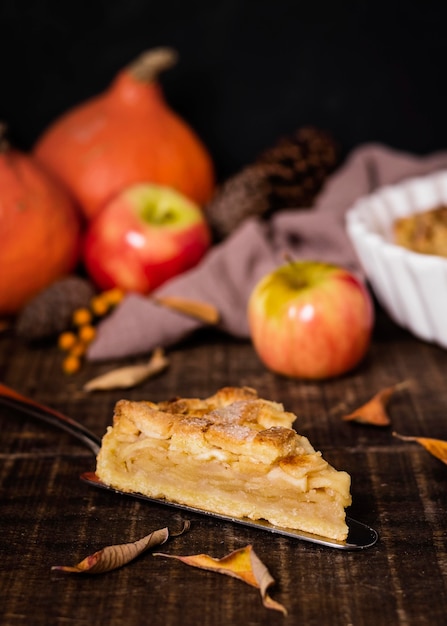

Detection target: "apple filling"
[96, 386, 352, 541]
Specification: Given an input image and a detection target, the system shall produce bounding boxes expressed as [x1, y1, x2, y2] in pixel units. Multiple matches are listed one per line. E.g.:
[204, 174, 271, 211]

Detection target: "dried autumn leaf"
[83, 347, 169, 391]
[342, 381, 409, 427]
[393, 432, 447, 465]
[154, 295, 220, 325]
[52, 527, 169, 574]
[154, 544, 287, 615]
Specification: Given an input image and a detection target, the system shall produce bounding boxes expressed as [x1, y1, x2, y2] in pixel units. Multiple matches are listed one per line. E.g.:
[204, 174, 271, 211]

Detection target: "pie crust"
[96, 386, 351, 540]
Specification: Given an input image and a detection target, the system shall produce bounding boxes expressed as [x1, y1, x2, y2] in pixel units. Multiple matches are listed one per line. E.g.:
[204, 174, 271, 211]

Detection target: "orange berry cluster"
[58, 287, 124, 374]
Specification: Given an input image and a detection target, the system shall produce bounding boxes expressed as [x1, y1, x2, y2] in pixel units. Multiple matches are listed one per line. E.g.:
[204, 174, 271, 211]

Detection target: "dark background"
[1, 0, 446, 181]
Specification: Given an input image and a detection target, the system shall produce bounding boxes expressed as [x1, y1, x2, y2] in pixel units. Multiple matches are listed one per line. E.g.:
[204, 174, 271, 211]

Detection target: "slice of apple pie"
[96, 386, 351, 540]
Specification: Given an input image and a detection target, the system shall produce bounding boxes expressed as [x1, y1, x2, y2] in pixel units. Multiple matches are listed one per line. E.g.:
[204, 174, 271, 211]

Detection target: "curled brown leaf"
[342, 381, 410, 427]
[154, 544, 287, 615]
[51, 527, 170, 574]
[393, 432, 447, 465]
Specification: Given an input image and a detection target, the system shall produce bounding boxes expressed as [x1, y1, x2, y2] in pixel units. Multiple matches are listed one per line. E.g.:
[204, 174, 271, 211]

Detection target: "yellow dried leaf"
[52, 527, 169, 574]
[153, 295, 220, 325]
[154, 544, 287, 615]
[393, 432, 447, 465]
[342, 381, 409, 426]
[83, 347, 169, 391]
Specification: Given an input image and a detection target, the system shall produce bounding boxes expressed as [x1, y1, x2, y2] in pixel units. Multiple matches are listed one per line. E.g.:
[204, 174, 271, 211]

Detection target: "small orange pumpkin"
[33, 48, 215, 220]
[0, 127, 81, 315]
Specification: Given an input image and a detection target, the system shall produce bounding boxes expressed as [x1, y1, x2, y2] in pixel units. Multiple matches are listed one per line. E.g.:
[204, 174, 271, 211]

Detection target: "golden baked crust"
[394, 206, 447, 257]
[96, 386, 352, 540]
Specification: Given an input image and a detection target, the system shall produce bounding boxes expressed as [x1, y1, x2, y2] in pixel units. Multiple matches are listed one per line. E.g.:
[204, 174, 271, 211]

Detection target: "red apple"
[247, 261, 374, 379]
[83, 183, 211, 293]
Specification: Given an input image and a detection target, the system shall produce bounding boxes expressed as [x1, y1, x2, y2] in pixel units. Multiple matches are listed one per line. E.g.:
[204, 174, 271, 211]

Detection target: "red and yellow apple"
[83, 183, 211, 293]
[247, 260, 374, 379]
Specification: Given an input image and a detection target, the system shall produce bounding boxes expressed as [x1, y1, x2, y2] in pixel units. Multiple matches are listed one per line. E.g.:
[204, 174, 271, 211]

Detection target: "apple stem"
[126, 48, 178, 83]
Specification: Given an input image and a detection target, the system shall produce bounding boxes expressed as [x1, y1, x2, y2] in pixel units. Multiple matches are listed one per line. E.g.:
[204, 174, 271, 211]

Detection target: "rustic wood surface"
[1, 308, 447, 626]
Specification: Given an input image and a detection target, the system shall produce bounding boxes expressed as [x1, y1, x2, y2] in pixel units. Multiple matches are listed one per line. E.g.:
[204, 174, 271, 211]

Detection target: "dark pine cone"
[203, 166, 272, 241]
[205, 126, 340, 240]
[15, 276, 96, 341]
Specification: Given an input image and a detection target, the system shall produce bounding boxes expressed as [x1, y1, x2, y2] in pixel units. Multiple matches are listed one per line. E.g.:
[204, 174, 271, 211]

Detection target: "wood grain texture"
[1, 311, 447, 625]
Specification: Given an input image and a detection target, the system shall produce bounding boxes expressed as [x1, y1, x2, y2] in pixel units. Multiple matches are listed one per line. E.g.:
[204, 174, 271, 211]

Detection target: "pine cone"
[205, 126, 340, 240]
[16, 276, 96, 341]
[203, 166, 272, 240]
[257, 126, 339, 211]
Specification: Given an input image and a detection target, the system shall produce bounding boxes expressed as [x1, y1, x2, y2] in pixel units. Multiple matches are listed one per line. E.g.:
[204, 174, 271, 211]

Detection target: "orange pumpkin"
[33, 48, 215, 221]
[0, 129, 81, 315]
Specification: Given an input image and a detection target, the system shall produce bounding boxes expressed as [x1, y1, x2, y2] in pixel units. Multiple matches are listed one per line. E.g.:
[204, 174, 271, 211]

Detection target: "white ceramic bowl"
[346, 170, 447, 348]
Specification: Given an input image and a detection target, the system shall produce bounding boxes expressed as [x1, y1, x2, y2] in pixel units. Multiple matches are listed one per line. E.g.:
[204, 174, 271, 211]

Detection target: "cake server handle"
[0, 382, 101, 455]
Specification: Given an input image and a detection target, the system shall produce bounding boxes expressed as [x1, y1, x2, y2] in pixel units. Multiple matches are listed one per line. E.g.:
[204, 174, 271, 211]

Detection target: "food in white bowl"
[345, 170, 447, 348]
[394, 205, 447, 257]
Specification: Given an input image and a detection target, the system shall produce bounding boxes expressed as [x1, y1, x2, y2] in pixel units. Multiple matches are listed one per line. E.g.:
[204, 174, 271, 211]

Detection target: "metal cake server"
[0, 382, 378, 550]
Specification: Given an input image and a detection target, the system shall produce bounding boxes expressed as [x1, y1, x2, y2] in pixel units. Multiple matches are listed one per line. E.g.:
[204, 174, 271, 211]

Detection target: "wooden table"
[1, 307, 447, 625]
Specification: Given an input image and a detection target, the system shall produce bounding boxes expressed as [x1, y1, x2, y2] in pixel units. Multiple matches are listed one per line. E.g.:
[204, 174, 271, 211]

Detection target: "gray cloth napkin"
[87, 143, 447, 361]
